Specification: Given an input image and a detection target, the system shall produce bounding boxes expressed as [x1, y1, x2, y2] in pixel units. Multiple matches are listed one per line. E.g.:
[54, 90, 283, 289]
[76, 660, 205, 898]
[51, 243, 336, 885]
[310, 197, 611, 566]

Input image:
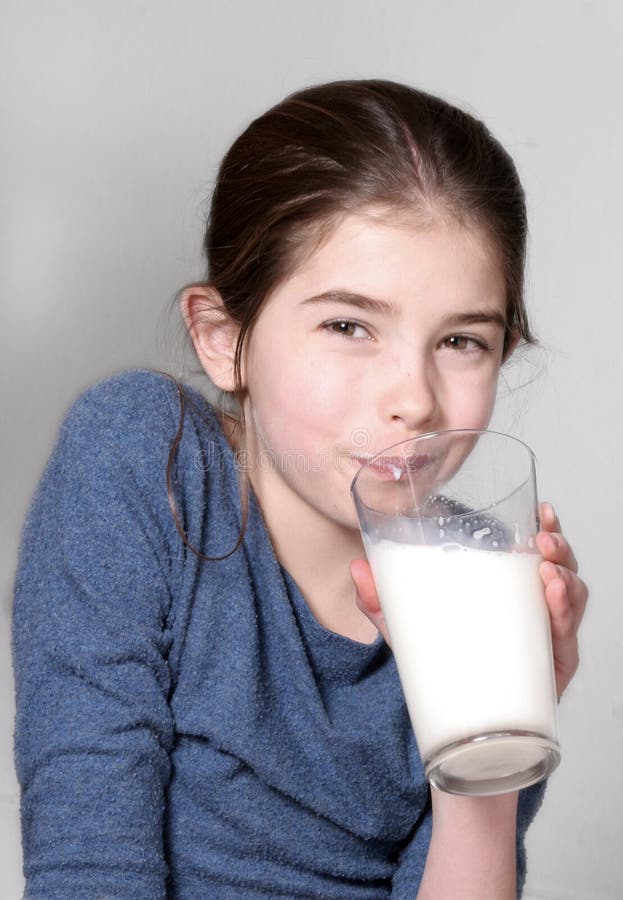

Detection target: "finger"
[536, 530, 579, 574]
[541, 564, 575, 636]
[350, 559, 390, 643]
[540, 561, 588, 642]
[564, 570, 589, 628]
[542, 573, 580, 696]
[350, 559, 380, 614]
[539, 501, 561, 533]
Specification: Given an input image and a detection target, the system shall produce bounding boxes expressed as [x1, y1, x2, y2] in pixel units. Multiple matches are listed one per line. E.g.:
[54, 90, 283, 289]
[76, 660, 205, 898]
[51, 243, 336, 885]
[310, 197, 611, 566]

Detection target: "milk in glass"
[365, 539, 559, 774]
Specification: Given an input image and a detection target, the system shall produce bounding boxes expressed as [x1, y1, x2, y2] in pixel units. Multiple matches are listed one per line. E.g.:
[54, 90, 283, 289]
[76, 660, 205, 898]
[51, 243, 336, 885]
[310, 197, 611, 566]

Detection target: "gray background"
[1, 2, 621, 897]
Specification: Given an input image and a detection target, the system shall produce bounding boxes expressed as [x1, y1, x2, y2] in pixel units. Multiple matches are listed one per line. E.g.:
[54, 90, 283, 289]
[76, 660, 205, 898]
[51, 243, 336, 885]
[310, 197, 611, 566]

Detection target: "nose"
[380, 356, 439, 434]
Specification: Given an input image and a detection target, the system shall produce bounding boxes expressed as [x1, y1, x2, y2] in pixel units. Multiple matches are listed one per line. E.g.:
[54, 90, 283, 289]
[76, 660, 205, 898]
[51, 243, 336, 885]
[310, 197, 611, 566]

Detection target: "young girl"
[12, 80, 587, 899]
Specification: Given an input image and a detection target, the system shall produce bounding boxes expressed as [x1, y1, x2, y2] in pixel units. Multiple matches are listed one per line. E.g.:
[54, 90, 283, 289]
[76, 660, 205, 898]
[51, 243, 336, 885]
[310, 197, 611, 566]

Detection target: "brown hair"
[170, 78, 534, 559]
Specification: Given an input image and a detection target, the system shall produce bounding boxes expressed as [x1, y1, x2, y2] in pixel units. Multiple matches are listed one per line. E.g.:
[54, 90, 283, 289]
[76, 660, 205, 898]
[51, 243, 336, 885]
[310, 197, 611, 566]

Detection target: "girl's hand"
[350, 557, 390, 643]
[536, 502, 588, 699]
[351, 501, 588, 700]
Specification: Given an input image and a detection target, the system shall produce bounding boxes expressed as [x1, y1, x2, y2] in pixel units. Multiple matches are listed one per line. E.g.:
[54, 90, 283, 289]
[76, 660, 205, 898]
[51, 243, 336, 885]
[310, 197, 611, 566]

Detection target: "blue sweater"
[12, 370, 544, 899]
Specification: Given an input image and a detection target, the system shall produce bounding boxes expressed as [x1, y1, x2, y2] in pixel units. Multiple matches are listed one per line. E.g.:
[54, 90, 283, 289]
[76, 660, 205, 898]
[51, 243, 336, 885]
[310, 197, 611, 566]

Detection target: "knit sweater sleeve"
[12, 372, 183, 899]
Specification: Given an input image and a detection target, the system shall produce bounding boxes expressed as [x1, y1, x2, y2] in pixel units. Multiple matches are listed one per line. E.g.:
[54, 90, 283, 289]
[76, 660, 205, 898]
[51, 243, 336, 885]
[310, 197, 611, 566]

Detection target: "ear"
[180, 286, 240, 392]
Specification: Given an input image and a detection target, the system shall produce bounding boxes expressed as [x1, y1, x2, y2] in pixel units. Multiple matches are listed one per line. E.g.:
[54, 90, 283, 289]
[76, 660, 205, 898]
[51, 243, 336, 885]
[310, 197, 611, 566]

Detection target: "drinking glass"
[351, 429, 560, 796]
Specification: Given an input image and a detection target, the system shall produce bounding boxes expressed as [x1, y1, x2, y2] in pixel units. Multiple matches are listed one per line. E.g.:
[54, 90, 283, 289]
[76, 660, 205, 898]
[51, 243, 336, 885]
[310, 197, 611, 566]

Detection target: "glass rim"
[349, 427, 537, 503]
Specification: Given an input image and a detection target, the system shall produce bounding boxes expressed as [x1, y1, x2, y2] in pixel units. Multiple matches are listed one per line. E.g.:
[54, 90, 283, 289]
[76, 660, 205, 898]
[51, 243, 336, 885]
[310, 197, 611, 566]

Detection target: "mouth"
[351, 453, 433, 481]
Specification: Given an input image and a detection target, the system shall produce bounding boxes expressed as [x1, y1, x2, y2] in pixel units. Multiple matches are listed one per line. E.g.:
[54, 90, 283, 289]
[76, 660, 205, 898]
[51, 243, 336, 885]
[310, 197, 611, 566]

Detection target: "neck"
[219, 410, 378, 644]
[250, 468, 377, 645]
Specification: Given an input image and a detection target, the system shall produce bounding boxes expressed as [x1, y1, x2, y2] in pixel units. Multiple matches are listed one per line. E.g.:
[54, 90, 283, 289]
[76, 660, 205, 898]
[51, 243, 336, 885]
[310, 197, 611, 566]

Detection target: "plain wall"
[2, 2, 622, 897]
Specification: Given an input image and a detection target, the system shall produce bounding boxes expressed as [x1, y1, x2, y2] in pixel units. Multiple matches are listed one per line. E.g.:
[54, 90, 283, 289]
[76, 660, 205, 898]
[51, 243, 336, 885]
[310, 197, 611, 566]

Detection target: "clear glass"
[351, 429, 560, 796]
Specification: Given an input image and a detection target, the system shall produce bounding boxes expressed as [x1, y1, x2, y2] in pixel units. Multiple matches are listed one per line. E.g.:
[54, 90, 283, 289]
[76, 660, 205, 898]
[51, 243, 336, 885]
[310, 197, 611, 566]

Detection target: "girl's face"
[240, 211, 509, 533]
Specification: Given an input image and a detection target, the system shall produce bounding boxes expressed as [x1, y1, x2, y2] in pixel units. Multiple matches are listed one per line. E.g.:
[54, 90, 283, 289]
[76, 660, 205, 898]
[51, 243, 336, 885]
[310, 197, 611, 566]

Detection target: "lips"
[353, 453, 433, 480]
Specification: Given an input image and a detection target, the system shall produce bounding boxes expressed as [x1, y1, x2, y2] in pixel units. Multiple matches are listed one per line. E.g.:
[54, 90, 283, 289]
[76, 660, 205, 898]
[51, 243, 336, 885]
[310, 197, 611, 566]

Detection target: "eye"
[442, 334, 491, 353]
[324, 320, 371, 340]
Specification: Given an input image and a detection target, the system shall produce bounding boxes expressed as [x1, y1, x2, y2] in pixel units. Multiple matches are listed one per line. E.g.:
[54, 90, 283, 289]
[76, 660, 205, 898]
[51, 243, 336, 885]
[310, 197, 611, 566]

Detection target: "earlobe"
[180, 286, 240, 392]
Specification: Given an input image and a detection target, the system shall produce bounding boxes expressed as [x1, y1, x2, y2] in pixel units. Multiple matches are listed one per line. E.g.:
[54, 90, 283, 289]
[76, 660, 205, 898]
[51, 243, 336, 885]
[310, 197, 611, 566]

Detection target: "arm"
[390, 779, 545, 899]
[416, 789, 518, 899]
[12, 376, 179, 899]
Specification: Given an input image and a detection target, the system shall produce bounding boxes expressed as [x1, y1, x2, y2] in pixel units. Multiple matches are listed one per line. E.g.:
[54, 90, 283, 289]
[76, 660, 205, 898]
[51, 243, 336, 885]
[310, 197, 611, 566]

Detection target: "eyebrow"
[300, 290, 506, 329]
[300, 290, 399, 317]
[441, 310, 507, 330]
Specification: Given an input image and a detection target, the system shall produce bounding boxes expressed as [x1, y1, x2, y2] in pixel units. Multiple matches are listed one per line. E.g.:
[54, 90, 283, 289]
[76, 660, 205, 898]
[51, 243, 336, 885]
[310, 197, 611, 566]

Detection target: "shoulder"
[59, 369, 221, 460]
[29, 369, 237, 547]
[40, 369, 231, 527]
[63, 368, 200, 433]
[23, 368, 234, 558]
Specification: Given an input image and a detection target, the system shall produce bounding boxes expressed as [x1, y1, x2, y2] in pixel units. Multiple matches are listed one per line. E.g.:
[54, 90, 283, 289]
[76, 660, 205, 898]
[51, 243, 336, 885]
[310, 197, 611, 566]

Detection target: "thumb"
[350, 558, 391, 645]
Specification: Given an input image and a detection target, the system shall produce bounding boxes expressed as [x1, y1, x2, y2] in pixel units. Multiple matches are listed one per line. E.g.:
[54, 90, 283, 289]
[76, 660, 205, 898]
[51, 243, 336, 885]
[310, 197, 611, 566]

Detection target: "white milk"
[366, 540, 559, 765]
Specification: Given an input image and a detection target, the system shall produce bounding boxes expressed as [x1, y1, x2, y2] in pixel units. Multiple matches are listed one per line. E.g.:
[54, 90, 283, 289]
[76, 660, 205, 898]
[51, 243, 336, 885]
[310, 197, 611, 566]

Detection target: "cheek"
[247, 356, 344, 453]
[452, 370, 500, 424]
[274, 351, 355, 415]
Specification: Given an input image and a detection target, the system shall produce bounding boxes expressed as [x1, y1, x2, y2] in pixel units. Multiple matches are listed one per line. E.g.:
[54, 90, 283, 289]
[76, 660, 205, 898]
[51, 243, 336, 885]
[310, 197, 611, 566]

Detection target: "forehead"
[266, 209, 506, 314]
